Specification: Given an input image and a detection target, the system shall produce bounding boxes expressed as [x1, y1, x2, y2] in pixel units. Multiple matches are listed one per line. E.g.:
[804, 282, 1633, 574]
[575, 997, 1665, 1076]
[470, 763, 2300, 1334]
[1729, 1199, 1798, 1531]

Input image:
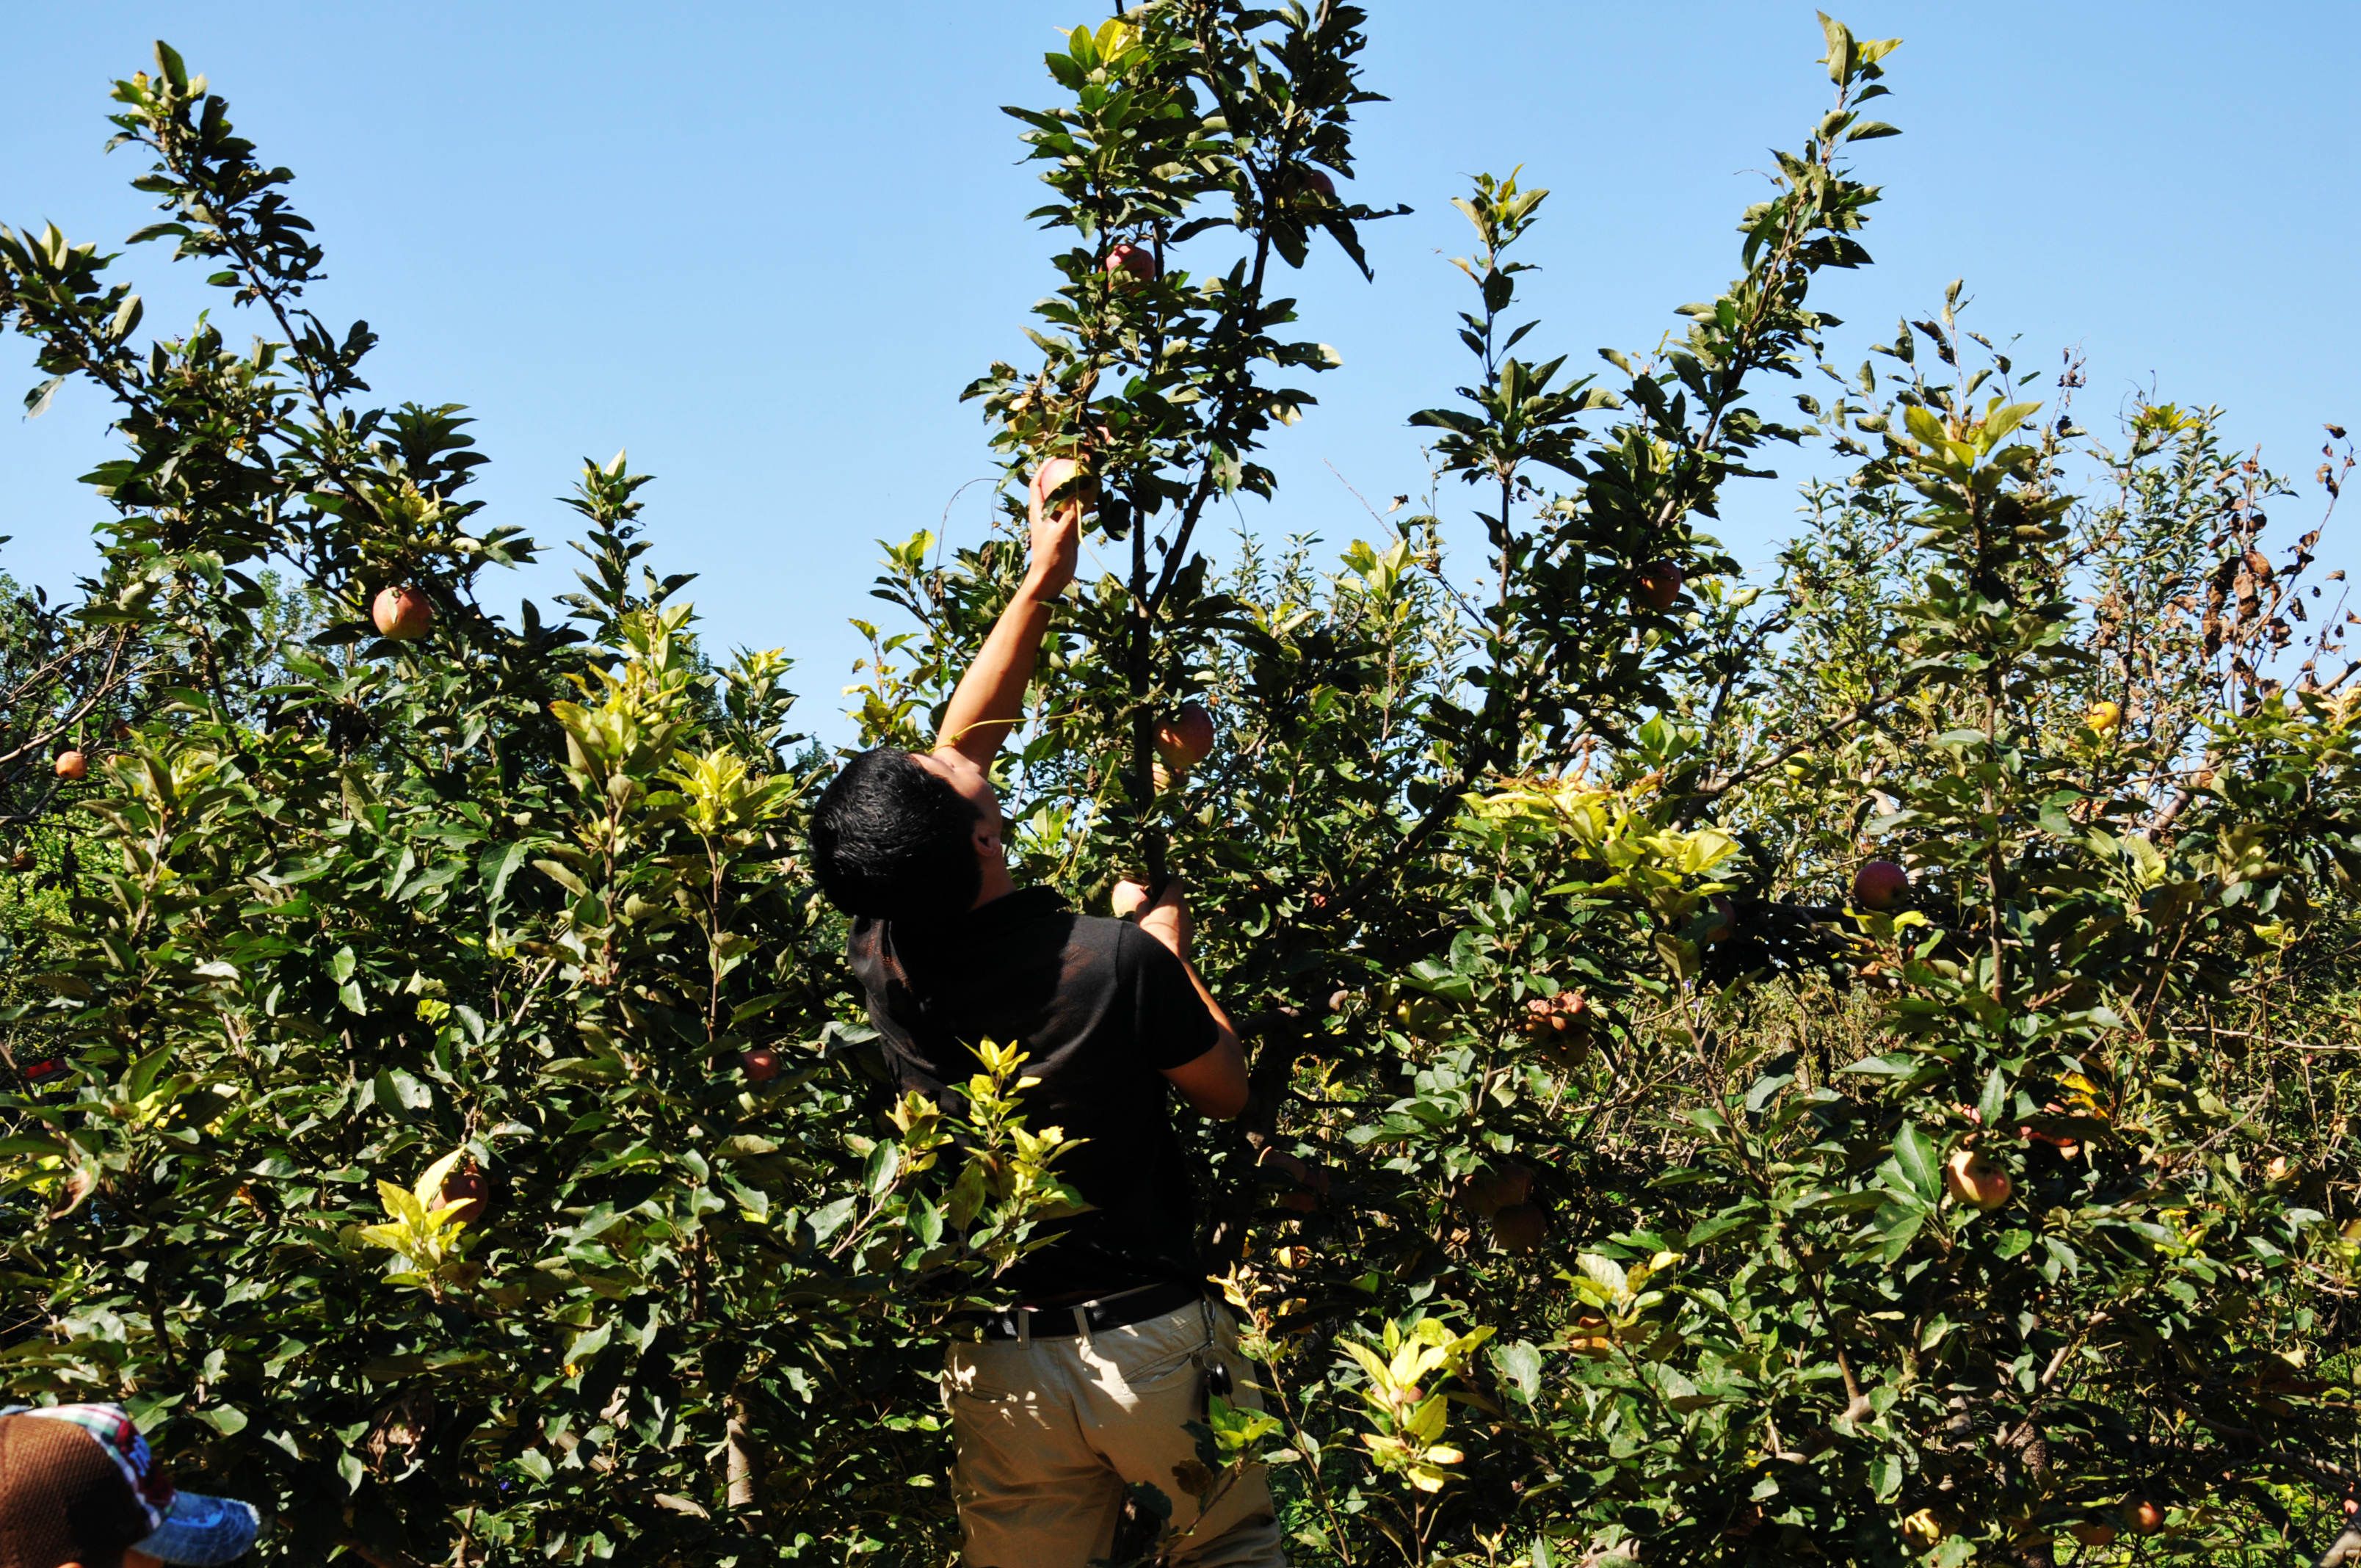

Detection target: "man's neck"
[970, 862, 1018, 909]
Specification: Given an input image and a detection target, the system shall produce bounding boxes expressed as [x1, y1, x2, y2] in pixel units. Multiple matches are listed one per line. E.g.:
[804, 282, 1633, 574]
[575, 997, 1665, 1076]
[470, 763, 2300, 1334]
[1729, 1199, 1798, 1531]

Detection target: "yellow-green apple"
[1944, 1147, 2012, 1210]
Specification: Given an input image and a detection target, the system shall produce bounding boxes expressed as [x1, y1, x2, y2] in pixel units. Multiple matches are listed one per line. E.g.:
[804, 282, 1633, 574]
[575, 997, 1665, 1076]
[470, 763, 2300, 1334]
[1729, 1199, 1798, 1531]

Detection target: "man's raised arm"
[934, 476, 1081, 767]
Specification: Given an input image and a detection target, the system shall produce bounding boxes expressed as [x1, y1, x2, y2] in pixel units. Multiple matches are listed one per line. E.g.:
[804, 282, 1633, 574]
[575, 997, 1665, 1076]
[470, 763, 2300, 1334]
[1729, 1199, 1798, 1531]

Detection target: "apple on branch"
[373, 584, 434, 641]
[1854, 858, 1910, 910]
[1943, 1147, 2012, 1210]
[1103, 241, 1157, 288]
[1633, 561, 1684, 611]
[1153, 702, 1215, 775]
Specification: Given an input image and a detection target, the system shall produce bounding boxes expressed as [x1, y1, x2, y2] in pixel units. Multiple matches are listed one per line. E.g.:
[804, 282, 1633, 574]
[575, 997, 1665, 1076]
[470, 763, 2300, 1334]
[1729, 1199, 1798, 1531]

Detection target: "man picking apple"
[808, 466, 1277, 1567]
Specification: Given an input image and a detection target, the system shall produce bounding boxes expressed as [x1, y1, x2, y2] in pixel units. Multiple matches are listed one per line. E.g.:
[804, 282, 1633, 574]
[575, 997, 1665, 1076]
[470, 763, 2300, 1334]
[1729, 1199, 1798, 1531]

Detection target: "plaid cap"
[0, 1406, 258, 1567]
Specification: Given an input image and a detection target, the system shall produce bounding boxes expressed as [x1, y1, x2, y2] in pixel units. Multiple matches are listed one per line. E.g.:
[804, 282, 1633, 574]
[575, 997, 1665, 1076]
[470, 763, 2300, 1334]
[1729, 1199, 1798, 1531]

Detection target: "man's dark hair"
[810, 747, 982, 921]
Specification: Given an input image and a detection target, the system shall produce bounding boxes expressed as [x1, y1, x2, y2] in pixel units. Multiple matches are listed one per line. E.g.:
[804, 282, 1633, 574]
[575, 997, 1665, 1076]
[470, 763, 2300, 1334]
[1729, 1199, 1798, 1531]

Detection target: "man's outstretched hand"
[1024, 475, 1081, 600]
[1142, 880, 1193, 959]
[932, 467, 1081, 766]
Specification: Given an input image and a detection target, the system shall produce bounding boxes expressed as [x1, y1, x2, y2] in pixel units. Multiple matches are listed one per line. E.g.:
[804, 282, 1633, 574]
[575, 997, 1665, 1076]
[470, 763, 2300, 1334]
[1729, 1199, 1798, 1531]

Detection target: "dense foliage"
[4, 8, 2358, 1567]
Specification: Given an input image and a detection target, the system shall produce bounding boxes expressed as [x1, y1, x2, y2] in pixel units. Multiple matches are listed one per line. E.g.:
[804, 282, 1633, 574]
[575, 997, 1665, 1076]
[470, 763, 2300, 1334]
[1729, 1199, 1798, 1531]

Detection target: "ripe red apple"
[372, 584, 434, 641]
[1943, 1147, 2012, 1210]
[2067, 1520, 2117, 1547]
[1854, 858, 1910, 910]
[54, 751, 87, 782]
[1030, 456, 1095, 511]
[438, 1165, 490, 1227]
[2124, 1498, 2166, 1535]
[1111, 879, 1150, 918]
[1633, 562, 1684, 611]
[1490, 1201, 1546, 1254]
[1154, 702, 1215, 772]
[740, 1045, 783, 1084]
[1296, 167, 1337, 201]
[1103, 241, 1157, 286]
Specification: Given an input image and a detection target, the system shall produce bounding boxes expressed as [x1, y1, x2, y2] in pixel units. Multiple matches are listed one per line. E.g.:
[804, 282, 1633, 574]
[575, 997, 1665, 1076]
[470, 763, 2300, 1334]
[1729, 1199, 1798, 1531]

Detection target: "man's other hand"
[1024, 473, 1082, 600]
[1136, 877, 1193, 961]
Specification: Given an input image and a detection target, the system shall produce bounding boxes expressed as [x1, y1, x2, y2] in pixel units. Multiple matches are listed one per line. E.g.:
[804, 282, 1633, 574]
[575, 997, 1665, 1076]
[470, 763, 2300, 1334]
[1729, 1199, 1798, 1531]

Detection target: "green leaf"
[1493, 1340, 1542, 1405]
[1892, 1122, 1939, 1204]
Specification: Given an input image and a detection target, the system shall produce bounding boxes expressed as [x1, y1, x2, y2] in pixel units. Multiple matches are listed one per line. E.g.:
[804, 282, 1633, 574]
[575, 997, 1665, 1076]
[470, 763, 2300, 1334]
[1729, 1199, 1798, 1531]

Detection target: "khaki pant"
[940, 1299, 1288, 1567]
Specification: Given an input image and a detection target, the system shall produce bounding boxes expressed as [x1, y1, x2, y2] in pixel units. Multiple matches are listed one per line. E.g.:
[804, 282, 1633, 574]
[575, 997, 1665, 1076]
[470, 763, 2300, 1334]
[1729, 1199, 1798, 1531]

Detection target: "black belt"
[971, 1280, 1204, 1341]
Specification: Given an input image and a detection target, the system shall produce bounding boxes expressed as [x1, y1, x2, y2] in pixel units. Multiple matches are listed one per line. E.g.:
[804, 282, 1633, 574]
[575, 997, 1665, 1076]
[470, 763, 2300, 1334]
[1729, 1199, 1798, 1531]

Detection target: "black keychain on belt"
[1194, 1296, 1233, 1417]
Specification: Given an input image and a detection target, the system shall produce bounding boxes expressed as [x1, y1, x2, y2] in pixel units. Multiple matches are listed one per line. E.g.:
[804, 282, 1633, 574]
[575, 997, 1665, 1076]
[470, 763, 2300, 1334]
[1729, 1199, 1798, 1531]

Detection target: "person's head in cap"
[0, 1404, 258, 1568]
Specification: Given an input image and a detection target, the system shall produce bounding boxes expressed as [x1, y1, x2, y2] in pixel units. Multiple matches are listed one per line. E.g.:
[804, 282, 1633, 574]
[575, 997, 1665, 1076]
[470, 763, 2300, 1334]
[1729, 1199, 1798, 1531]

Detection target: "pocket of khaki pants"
[944, 1338, 1037, 1402]
[1099, 1307, 1216, 1395]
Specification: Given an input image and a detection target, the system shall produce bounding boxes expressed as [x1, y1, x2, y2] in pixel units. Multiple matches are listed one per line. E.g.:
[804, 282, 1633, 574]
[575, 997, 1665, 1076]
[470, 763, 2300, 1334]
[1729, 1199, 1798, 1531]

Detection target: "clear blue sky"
[4, 4, 2354, 741]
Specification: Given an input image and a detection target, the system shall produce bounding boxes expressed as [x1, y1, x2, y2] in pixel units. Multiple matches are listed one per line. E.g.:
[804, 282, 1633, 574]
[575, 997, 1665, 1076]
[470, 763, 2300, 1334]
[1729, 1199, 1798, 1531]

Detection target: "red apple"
[1633, 562, 1684, 611]
[1154, 702, 1215, 772]
[372, 584, 434, 641]
[740, 1046, 783, 1083]
[1854, 859, 1910, 910]
[2067, 1520, 2117, 1547]
[1111, 879, 1150, 918]
[1294, 167, 1337, 201]
[1490, 1201, 1547, 1253]
[1944, 1147, 2012, 1210]
[438, 1165, 490, 1227]
[54, 751, 87, 782]
[2124, 1498, 2166, 1535]
[1103, 241, 1157, 286]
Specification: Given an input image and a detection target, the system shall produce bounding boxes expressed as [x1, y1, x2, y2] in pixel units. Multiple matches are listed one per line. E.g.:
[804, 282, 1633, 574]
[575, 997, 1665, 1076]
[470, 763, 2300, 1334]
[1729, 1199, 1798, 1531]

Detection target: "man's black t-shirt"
[846, 887, 1218, 1302]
